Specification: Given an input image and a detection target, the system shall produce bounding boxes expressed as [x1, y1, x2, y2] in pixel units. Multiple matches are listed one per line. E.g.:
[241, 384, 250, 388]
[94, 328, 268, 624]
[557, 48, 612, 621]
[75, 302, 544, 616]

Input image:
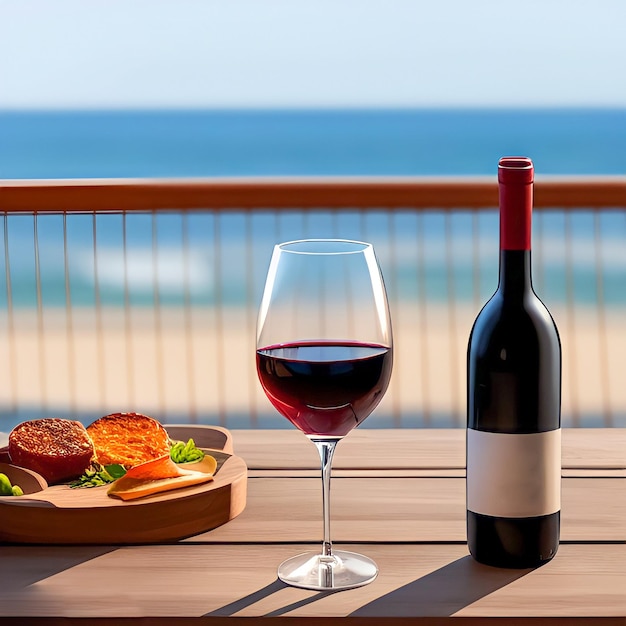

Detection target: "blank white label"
[467, 428, 561, 518]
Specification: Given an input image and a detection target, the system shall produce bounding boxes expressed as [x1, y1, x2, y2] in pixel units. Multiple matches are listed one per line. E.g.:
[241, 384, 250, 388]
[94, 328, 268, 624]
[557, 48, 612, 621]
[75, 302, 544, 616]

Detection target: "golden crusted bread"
[9, 418, 95, 484]
[87, 412, 170, 467]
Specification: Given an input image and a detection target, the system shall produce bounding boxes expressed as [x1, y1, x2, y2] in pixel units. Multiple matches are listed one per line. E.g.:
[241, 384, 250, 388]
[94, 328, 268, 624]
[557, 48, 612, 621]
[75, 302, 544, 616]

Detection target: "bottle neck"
[499, 178, 532, 251]
[497, 250, 533, 296]
[497, 158, 534, 296]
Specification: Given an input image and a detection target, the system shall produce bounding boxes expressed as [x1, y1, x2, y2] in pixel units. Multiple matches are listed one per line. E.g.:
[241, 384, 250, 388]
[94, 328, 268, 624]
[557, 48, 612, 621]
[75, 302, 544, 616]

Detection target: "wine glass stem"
[313, 438, 338, 558]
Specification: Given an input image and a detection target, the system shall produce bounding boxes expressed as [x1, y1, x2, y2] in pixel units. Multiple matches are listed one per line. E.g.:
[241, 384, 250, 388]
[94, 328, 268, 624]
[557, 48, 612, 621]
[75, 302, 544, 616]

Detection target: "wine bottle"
[466, 156, 561, 568]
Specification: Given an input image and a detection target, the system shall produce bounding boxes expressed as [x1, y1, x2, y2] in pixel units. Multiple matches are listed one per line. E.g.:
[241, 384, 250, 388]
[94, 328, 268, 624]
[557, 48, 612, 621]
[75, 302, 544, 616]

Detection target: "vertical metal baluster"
[92, 213, 106, 411]
[331, 209, 340, 238]
[33, 213, 48, 411]
[275, 210, 284, 243]
[3, 215, 18, 415]
[181, 212, 197, 422]
[244, 210, 257, 427]
[444, 212, 460, 426]
[534, 210, 545, 296]
[564, 212, 579, 426]
[213, 213, 226, 425]
[594, 212, 612, 427]
[122, 212, 135, 410]
[359, 209, 368, 244]
[152, 212, 166, 418]
[417, 212, 431, 426]
[387, 211, 401, 427]
[264, 210, 280, 422]
[472, 210, 481, 311]
[63, 212, 77, 417]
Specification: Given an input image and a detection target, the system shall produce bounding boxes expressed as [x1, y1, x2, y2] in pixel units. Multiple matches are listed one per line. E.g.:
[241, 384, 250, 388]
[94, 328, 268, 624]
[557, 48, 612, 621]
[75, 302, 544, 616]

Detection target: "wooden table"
[1, 428, 625, 625]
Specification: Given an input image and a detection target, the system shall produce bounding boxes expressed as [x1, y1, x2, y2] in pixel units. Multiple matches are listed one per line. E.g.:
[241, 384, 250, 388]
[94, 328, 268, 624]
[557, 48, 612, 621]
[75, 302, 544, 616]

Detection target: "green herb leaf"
[70, 463, 127, 488]
[104, 464, 127, 479]
[169, 438, 205, 464]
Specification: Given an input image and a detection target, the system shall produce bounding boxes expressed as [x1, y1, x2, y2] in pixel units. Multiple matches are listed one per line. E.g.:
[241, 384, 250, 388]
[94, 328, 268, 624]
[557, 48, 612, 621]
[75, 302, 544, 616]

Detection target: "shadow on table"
[0, 546, 117, 591]
[205, 578, 345, 617]
[206, 556, 533, 618]
[351, 555, 532, 617]
[206, 579, 283, 616]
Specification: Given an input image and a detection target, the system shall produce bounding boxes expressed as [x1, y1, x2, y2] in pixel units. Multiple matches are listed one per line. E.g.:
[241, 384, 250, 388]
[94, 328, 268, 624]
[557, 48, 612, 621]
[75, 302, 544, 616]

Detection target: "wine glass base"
[277, 550, 378, 591]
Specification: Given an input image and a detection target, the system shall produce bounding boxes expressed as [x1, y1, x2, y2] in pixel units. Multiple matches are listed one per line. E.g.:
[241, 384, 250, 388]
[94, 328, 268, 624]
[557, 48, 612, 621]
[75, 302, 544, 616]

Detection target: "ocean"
[0, 108, 624, 311]
[0, 108, 625, 430]
[2, 108, 626, 178]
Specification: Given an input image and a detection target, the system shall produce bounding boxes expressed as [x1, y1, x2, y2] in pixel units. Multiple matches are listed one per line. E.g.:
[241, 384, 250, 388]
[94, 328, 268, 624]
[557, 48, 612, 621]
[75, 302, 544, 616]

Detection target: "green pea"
[0, 473, 13, 496]
[12, 485, 24, 496]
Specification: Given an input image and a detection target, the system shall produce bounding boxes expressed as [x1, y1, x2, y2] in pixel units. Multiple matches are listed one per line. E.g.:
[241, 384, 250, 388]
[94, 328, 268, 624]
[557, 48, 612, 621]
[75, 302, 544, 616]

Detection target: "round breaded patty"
[9, 418, 94, 484]
[87, 412, 170, 467]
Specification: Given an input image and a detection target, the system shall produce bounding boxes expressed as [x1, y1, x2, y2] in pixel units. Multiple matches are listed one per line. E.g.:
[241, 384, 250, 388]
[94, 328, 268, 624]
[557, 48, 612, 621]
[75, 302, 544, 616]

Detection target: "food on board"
[5, 413, 218, 500]
[8, 418, 95, 484]
[0, 472, 24, 496]
[107, 453, 214, 500]
[87, 412, 170, 467]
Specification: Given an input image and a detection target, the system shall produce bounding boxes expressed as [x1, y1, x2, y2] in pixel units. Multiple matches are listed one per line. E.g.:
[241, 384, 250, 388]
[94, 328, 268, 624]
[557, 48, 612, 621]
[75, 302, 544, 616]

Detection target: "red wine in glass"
[255, 238, 393, 591]
[257, 340, 392, 438]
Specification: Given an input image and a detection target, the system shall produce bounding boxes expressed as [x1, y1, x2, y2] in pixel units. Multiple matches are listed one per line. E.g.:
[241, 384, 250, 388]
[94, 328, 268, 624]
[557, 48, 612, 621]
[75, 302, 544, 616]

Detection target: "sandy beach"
[0, 300, 624, 434]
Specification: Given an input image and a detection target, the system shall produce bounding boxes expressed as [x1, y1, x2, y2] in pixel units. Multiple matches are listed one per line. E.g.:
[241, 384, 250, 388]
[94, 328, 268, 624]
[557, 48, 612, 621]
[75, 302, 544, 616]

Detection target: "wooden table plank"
[0, 429, 623, 624]
[232, 428, 626, 471]
[0, 544, 623, 621]
[233, 429, 465, 470]
[250, 468, 467, 478]
[189, 476, 625, 544]
[250, 468, 626, 478]
[2, 427, 625, 470]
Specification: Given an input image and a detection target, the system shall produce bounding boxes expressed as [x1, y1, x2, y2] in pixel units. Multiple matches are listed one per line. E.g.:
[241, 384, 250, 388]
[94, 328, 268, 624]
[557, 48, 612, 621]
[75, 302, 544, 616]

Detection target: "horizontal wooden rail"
[1, 176, 626, 213]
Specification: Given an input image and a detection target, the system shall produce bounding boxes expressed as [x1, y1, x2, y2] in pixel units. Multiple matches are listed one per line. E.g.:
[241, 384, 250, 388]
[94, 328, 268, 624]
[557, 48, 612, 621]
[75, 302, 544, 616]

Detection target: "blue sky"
[1, 0, 626, 109]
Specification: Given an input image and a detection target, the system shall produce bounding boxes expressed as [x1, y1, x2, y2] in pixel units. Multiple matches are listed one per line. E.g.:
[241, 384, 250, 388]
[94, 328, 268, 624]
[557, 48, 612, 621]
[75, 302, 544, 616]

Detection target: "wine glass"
[256, 239, 393, 591]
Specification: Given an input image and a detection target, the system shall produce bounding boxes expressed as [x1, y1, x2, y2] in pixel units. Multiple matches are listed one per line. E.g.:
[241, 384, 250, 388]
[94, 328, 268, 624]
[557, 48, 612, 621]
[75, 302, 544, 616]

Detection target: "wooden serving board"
[0, 425, 247, 545]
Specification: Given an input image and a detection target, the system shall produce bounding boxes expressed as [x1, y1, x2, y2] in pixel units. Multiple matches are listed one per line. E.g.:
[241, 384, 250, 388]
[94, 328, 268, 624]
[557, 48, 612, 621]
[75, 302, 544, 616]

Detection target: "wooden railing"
[0, 176, 625, 431]
[1, 175, 626, 211]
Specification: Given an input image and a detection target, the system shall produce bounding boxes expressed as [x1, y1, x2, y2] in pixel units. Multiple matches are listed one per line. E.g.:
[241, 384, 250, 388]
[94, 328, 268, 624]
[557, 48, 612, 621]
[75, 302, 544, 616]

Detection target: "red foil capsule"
[498, 156, 534, 251]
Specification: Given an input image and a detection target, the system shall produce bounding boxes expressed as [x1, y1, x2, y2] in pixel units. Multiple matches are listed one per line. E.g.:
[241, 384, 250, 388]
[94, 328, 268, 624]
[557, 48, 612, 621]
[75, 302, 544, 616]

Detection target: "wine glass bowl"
[256, 341, 391, 438]
[256, 239, 393, 590]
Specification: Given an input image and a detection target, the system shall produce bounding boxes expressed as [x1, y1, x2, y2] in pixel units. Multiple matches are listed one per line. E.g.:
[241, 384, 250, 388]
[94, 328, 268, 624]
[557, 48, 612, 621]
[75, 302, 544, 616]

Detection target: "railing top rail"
[1, 175, 625, 213]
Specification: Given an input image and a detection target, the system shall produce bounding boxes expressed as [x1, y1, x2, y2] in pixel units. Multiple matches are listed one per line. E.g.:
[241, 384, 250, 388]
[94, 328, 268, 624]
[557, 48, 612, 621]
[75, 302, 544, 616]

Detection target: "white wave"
[372, 233, 626, 270]
[77, 247, 214, 293]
